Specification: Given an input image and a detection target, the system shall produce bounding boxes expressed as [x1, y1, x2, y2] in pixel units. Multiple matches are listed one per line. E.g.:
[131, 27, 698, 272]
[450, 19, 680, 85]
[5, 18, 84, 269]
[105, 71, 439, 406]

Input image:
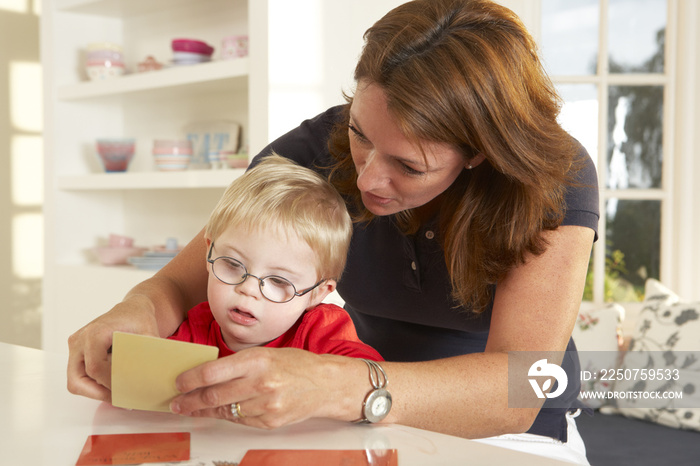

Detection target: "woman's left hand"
[169, 346, 365, 429]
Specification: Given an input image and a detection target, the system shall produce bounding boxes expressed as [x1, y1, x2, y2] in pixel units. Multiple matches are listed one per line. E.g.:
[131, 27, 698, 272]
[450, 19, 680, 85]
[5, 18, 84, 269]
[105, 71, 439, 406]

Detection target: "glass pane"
[541, 0, 599, 75]
[608, 0, 666, 73]
[583, 251, 594, 301]
[557, 84, 598, 167]
[604, 199, 660, 302]
[606, 85, 663, 189]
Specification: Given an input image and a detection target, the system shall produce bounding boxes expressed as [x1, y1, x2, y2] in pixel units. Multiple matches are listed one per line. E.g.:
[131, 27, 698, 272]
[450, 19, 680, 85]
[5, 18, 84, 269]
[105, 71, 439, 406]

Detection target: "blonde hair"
[205, 154, 352, 280]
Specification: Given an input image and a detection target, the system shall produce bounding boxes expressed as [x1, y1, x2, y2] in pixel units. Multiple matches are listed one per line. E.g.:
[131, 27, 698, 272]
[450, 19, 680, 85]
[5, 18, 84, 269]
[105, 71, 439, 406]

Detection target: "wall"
[0, 1, 42, 348]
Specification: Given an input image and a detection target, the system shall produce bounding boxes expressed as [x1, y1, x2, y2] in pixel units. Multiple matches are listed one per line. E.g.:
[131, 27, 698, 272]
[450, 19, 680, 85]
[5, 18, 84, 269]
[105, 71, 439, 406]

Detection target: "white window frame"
[501, 0, 700, 304]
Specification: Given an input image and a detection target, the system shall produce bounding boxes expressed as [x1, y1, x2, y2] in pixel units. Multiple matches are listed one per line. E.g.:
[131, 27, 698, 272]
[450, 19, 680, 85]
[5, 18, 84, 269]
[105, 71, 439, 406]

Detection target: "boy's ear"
[204, 236, 212, 260]
[306, 279, 337, 309]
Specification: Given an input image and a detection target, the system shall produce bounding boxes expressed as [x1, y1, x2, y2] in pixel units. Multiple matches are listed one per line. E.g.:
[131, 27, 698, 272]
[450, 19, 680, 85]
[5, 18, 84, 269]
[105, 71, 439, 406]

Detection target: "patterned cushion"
[573, 303, 625, 408]
[611, 279, 700, 431]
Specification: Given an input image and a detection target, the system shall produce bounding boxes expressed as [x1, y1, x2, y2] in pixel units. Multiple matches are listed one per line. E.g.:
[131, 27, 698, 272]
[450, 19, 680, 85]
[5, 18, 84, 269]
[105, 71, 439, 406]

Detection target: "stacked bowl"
[172, 39, 214, 65]
[94, 234, 147, 266]
[96, 138, 135, 172]
[86, 42, 125, 80]
[153, 140, 192, 171]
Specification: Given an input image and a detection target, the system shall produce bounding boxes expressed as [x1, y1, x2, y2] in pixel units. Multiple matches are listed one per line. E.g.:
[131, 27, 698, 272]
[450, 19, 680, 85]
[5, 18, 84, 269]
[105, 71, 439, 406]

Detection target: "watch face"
[365, 388, 392, 423]
[371, 397, 388, 416]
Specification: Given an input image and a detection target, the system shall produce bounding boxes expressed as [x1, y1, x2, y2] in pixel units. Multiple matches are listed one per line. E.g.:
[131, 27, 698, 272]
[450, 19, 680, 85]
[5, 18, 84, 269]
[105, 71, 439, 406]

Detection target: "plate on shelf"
[182, 120, 240, 168]
[127, 256, 172, 270]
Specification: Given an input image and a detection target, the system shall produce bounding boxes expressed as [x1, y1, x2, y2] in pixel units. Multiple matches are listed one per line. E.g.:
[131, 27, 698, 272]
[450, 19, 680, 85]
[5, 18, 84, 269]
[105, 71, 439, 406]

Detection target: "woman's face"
[348, 81, 470, 216]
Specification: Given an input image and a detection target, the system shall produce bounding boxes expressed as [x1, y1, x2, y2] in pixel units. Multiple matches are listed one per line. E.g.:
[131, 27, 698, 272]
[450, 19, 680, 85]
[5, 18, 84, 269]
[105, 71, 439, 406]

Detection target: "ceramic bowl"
[171, 38, 214, 56]
[153, 139, 192, 155]
[97, 138, 135, 172]
[109, 234, 134, 248]
[154, 154, 191, 171]
[223, 152, 248, 168]
[86, 42, 126, 80]
[94, 246, 147, 266]
[87, 64, 126, 80]
[172, 51, 211, 63]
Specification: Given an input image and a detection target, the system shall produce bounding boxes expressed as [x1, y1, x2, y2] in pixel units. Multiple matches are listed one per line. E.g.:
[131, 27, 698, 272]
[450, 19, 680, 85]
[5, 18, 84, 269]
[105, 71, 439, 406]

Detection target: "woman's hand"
[170, 347, 367, 429]
[66, 294, 160, 402]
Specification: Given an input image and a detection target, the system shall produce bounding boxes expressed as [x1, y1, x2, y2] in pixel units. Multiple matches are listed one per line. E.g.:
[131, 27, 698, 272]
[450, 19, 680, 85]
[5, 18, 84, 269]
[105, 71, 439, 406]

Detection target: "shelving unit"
[42, 0, 404, 351]
[41, 0, 258, 351]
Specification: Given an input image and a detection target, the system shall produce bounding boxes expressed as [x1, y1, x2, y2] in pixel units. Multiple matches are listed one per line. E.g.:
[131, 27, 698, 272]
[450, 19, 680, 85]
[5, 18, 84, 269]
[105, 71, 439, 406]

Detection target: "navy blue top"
[253, 105, 600, 442]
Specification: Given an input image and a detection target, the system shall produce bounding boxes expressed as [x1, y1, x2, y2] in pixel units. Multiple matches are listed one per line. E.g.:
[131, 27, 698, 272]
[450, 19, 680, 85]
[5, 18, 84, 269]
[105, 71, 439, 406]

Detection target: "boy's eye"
[266, 276, 293, 288]
[222, 258, 245, 272]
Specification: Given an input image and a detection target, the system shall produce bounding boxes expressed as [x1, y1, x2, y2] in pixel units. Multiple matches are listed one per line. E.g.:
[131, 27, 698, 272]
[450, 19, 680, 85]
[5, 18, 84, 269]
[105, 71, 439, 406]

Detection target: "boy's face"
[206, 224, 333, 352]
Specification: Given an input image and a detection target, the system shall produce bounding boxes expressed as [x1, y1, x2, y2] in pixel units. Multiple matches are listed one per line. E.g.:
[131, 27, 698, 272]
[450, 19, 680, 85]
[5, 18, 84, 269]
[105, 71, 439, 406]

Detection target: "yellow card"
[111, 332, 219, 412]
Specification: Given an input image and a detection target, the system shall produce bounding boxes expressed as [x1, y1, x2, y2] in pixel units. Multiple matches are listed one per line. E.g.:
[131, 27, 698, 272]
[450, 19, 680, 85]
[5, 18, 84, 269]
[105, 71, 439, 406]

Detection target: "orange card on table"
[75, 432, 190, 465]
[238, 449, 399, 466]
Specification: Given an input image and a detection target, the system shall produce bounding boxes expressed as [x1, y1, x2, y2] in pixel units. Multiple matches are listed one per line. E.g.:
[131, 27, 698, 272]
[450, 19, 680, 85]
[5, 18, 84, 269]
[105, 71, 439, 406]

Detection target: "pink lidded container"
[171, 39, 214, 56]
[221, 35, 248, 59]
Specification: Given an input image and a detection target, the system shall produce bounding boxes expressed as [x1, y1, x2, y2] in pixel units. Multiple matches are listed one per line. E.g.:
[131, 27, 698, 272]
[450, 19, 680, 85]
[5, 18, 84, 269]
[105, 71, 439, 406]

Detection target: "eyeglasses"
[207, 242, 325, 303]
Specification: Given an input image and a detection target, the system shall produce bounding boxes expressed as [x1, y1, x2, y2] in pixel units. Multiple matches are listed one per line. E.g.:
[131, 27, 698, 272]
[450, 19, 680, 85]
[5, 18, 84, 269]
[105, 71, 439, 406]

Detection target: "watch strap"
[352, 359, 391, 423]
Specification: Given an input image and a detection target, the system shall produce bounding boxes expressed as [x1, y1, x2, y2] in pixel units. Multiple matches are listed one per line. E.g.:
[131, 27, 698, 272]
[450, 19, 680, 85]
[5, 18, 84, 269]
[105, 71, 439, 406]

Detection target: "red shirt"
[168, 302, 383, 361]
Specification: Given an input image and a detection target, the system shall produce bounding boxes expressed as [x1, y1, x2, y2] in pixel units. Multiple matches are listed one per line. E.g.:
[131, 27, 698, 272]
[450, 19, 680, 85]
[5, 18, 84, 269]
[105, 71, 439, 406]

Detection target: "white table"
[0, 342, 571, 465]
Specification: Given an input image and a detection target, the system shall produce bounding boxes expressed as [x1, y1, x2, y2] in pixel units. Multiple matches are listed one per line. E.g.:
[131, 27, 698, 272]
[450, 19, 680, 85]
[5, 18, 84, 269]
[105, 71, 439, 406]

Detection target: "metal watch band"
[352, 359, 391, 424]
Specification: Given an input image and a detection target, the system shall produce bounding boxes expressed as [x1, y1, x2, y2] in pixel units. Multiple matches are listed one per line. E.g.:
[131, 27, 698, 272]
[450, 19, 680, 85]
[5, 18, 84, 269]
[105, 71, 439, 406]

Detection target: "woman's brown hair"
[328, 0, 580, 312]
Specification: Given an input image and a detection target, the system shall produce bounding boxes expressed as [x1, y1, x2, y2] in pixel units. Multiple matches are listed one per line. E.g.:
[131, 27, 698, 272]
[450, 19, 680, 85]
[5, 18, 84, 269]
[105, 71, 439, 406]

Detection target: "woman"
[67, 0, 598, 463]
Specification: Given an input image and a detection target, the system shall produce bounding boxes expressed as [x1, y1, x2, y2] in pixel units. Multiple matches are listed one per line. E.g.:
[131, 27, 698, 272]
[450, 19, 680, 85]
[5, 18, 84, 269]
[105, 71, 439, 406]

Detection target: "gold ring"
[230, 402, 244, 418]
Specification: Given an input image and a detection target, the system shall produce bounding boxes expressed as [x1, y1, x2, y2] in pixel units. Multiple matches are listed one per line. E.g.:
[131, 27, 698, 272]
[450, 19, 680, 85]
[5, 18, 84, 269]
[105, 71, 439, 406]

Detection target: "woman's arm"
[381, 225, 594, 437]
[170, 225, 593, 438]
[66, 229, 210, 401]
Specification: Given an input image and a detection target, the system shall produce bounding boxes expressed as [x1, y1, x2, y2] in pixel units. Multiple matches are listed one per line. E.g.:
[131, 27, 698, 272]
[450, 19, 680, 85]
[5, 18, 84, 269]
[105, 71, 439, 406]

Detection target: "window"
[540, 0, 673, 302]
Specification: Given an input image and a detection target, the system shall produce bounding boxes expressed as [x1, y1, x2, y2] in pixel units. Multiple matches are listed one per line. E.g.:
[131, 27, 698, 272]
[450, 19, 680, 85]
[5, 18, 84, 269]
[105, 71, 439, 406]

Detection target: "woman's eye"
[348, 123, 369, 143]
[400, 163, 425, 177]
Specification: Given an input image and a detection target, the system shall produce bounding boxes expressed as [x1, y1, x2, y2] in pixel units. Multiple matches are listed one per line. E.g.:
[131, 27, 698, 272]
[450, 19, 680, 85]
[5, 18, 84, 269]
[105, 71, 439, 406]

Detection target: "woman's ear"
[466, 153, 486, 169]
[306, 279, 337, 309]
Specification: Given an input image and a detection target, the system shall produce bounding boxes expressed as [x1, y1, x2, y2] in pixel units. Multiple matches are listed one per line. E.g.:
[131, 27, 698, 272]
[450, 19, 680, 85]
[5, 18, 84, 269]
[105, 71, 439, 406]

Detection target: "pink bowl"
[153, 139, 192, 155]
[171, 38, 214, 56]
[97, 138, 135, 172]
[94, 246, 147, 266]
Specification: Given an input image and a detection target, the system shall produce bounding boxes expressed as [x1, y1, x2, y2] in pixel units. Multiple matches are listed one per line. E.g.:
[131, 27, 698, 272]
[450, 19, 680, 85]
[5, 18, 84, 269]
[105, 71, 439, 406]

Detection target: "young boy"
[168, 154, 382, 361]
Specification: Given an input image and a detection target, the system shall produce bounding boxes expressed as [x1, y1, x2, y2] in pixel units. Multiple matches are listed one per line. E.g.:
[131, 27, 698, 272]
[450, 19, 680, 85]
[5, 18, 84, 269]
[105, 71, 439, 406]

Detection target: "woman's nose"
[355, 151, 387, 192]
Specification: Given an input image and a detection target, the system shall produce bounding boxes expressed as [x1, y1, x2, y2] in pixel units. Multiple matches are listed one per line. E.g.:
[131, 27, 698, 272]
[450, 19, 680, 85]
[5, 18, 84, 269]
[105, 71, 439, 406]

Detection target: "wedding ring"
[230, 402, 244, 418]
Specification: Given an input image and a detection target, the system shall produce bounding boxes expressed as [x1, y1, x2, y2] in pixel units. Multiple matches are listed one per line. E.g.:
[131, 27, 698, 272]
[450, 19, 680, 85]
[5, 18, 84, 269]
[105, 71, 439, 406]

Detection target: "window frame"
[513, 0, 684, 304]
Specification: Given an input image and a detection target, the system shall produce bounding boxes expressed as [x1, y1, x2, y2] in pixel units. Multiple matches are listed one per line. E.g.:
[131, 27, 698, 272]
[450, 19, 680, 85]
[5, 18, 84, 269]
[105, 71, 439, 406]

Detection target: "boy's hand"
[66, 296, 160, 401]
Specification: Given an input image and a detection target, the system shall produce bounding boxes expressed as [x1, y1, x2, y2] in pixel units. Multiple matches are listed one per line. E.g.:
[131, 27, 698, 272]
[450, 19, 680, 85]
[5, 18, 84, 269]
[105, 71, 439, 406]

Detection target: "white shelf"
[57, 58, 248, 100]
[56, 0, 201, 18]
[56, 168, 244, 190]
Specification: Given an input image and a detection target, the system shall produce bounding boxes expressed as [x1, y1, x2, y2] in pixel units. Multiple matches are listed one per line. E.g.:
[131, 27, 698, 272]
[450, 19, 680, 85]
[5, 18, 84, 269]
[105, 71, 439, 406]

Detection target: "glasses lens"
[260, 276, 296, 303]
[213, 257, 247, 284]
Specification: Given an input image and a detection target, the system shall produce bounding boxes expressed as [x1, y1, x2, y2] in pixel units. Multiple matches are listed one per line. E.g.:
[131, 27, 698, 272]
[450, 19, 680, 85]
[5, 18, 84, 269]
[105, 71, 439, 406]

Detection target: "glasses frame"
[206, 242, 325, 304]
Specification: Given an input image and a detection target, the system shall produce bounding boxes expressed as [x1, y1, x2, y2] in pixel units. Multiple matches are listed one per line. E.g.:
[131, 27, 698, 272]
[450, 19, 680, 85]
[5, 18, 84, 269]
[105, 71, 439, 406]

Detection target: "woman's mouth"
[362, 191, 393, 206]
[228, 307, 257, 325]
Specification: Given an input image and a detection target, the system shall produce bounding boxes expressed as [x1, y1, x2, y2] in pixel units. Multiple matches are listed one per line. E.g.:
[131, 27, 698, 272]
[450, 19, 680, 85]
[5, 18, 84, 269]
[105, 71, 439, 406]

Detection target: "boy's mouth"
[229, 307, 257, 325]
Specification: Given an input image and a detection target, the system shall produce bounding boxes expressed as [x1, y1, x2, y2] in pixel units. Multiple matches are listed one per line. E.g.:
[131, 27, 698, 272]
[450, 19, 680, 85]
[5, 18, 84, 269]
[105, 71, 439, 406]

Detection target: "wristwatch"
[353, 359, 392, 424]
